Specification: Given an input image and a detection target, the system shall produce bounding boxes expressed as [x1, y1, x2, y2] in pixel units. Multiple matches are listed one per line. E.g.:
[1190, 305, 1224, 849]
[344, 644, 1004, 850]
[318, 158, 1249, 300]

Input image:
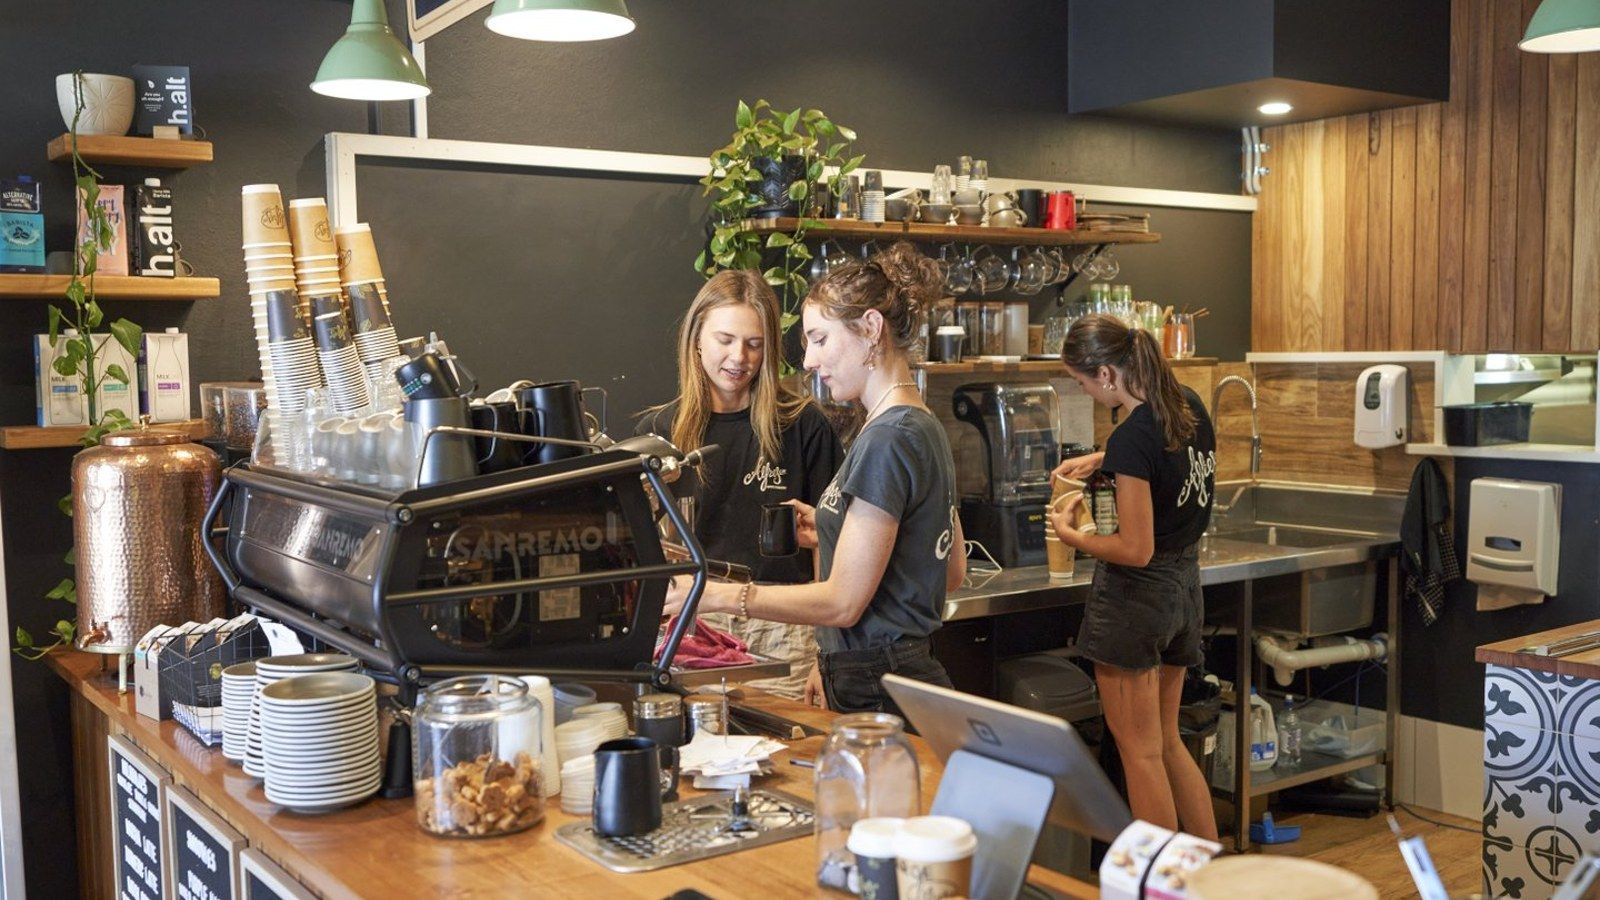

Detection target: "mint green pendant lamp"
[1520, 0, 1600, 52]
[486, 0, 636, 42]
[312, 0, 431, 100]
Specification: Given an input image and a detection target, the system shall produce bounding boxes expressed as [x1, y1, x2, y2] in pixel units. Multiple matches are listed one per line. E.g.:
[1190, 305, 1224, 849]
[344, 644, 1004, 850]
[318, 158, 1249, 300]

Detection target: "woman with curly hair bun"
[665, 242, 966, 716]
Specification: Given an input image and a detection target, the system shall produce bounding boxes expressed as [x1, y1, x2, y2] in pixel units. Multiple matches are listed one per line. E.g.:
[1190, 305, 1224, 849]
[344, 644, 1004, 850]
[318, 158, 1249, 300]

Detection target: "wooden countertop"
[1476, 619, 1600, 680]
[48, 651, 1095, 899]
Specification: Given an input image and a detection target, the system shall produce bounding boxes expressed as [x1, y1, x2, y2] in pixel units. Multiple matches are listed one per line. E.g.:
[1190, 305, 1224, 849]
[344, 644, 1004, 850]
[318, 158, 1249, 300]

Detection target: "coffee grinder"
[951, 383, 1061, 567]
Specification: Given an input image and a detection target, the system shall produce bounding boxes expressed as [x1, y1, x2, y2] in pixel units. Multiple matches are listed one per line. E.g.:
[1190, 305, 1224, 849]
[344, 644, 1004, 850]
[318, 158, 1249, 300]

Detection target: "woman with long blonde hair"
[637, 269, 842, 699]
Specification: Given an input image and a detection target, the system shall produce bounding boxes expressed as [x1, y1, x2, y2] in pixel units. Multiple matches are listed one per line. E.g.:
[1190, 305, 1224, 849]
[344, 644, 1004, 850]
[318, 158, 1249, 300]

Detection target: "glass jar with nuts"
[413, 675, 545, 838]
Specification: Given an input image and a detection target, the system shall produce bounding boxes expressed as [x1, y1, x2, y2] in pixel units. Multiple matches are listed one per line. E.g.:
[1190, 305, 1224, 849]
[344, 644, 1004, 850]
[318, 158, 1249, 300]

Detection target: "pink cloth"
[656, 615, 756, 669]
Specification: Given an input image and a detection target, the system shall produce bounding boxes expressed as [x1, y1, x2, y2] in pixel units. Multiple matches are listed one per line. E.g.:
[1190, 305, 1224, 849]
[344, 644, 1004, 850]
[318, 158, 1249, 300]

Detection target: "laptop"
[882, 673, 1132, 843]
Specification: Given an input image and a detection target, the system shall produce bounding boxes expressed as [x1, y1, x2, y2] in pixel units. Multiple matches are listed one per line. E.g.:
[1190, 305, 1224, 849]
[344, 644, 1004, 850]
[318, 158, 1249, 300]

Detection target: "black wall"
[0, 1, 1246, 894]
[1401, 458, 1600, 729]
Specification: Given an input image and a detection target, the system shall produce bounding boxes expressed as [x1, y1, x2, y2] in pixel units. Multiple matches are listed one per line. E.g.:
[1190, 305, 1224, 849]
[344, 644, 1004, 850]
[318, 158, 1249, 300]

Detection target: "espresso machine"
[951, 383, 1061, 567]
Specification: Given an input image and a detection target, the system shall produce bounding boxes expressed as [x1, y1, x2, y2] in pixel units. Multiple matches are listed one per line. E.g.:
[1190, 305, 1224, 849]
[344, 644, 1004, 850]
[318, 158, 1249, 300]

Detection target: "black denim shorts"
[818, 637, 953, 717]
[1077, 544, 1204, 671]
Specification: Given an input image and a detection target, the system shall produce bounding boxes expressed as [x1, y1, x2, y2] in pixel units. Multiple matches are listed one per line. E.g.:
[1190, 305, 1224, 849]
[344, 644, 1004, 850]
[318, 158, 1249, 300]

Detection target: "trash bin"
[1179, 671, 1222, 784]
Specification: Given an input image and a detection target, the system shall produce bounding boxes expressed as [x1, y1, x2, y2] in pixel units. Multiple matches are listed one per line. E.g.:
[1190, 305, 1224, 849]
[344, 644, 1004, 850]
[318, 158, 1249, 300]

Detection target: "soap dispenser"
[1354, 364, 1408, 449]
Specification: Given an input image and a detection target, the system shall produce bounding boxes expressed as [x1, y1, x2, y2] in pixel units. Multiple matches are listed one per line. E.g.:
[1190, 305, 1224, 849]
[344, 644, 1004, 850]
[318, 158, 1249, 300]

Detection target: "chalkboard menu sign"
[108, 735, 169, 900]
[239, 849, 316, 900]
[164, 787, 244, 900]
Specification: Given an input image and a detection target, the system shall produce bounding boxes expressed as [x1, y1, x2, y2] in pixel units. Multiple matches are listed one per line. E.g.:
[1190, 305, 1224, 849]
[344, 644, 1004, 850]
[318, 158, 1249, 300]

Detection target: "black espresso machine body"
[203, 448, 705, 694]
[951, 382, 1060, 568]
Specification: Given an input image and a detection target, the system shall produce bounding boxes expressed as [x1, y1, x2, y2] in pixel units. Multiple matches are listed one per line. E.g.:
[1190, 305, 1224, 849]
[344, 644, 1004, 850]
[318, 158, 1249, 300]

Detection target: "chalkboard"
[165, 787, 244, 900]
[407, 0, 487, 41]
[239, 849, 315, 900]
[108, 735, 169, 900]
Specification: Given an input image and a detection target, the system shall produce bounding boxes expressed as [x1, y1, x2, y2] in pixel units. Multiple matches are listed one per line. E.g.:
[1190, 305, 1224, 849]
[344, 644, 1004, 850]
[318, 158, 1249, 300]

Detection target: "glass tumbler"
[814, 713, 921, 891]
[414, 675, 546, 838]
[1166, 313, 1196, 359]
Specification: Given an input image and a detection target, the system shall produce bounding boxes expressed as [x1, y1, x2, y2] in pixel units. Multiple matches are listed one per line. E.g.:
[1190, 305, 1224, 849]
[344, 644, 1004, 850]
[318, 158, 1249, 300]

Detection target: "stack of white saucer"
[572, 702, 629, 741]
[260, 672, 382, 813]
[244, 653, 358, 780]
[554, 716, 608, 768]
[559, 756, 596, 816]
[220, 661, 257, 763]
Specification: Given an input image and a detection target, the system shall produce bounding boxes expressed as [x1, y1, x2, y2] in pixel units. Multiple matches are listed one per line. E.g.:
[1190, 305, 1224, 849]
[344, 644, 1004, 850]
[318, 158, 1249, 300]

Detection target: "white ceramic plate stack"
[571, 702, 628, 741]
[554, 716, 608, 769]
[260, 671, 381, 813]
[558, 756, 596, 816]
[244, 653, 358, 780]
[221, 661, 257, 763]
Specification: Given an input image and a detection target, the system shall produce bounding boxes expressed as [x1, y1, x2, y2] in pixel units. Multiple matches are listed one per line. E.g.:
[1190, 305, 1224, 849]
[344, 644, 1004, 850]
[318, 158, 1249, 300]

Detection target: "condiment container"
[413, 675, 545, 838]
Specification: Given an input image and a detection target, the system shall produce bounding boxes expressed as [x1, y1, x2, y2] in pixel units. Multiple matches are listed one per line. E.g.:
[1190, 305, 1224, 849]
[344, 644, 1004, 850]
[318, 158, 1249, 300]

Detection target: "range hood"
[1067, 0, 1450, 129]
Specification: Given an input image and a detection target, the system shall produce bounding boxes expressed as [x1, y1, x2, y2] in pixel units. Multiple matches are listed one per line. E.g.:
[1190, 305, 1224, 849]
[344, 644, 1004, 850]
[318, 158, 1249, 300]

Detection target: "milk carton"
[34, 330, 88, 427]
[139, 328, 191, 422]
[77, 183, 128, 276]
[92, 332, 139, 424]
[132, 178, 175, 278]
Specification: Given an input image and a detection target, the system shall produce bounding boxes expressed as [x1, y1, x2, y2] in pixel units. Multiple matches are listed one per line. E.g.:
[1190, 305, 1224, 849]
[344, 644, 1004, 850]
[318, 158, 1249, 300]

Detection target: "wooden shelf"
[0, 274, 218, 301]
[0, 420, 207, 450]
[743, 217, 1161, 247]
[919, 357, 1217, 376]
[47, 134, 213, 168]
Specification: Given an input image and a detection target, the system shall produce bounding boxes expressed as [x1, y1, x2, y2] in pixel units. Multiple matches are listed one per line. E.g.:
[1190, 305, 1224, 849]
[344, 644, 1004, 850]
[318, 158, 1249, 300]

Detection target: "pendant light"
[312, 0, 431, 101]
[486, 0, 636, 42]
[1520, 0, 1600, 53]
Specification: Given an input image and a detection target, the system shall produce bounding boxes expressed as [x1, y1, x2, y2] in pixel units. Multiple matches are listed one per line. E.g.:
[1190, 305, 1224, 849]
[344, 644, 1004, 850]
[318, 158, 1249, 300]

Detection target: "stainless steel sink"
[1207, 525, 1377, 548]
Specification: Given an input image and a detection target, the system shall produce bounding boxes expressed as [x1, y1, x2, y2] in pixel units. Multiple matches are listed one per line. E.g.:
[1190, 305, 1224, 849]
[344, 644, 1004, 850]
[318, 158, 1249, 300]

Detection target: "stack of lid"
[554, 716, 608, 768]
[572, 702, 629, 741]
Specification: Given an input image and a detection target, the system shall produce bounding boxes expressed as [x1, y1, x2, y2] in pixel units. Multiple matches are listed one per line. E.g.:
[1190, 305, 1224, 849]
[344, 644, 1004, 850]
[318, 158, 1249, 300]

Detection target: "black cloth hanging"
[1400, 457, 1460, 625]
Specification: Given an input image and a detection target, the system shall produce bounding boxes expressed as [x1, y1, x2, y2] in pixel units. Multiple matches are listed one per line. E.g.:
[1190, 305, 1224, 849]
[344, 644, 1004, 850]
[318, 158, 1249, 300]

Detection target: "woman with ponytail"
[664, 242, 967, 716]
[1048, 313, 1219, 840]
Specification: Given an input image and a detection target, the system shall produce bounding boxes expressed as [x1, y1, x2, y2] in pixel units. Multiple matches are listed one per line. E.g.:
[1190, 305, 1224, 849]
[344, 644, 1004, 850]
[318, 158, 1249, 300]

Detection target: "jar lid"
[633, 693, 683, 718]
[101, 428, 191, 448]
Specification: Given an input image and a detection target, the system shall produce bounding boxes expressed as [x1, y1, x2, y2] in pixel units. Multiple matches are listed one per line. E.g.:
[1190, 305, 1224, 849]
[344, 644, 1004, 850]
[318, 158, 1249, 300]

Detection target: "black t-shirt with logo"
[812, 406, 959, 652]
[1100, 386, 1217, 552]
[636, 401, 842, 584]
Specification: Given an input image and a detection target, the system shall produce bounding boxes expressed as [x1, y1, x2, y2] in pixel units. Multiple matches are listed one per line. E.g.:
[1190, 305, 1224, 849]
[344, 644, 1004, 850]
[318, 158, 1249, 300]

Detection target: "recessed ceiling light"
[1258, 101, 1293, 116]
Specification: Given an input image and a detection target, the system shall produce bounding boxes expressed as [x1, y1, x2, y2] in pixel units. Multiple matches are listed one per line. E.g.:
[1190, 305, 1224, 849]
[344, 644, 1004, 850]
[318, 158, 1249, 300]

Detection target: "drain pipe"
[1255, 633, 1388, 687]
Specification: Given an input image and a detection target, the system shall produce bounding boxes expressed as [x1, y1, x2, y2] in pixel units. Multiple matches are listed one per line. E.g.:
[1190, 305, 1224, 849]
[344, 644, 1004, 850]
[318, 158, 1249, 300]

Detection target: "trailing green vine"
[14, 71, 144, 660]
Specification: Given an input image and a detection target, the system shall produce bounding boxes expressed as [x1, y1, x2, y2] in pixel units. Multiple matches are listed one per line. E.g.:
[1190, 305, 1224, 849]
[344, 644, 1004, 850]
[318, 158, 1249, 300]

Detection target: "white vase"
[55, 73, 135, 136]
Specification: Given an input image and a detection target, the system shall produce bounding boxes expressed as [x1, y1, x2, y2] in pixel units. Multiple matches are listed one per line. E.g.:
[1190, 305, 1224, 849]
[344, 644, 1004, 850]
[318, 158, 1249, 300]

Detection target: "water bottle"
[1278, 695, 1302, 768]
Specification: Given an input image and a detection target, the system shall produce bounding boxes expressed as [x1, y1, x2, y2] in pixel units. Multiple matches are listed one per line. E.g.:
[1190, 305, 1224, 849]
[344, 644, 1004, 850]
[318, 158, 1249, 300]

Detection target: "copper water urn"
[72, 428, 224, 653]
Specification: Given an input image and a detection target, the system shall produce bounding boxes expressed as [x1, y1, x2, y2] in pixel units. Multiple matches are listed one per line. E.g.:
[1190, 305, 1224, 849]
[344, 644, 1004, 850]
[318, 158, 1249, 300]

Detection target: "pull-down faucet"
[1211, 375, 1261, 515]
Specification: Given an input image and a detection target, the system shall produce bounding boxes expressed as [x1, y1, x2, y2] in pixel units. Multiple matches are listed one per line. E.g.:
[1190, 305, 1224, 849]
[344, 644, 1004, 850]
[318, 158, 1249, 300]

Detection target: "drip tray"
[555, 789, 815, 873]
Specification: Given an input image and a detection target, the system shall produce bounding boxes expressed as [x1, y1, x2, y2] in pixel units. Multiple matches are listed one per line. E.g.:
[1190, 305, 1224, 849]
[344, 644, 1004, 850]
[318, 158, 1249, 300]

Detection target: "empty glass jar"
[814, 713, 921, 891]
[413, 675, 545, 838]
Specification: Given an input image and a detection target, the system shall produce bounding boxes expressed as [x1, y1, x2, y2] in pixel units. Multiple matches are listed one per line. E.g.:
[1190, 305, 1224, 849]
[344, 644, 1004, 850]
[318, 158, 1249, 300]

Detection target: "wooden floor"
[1263, 805, 1482, 897]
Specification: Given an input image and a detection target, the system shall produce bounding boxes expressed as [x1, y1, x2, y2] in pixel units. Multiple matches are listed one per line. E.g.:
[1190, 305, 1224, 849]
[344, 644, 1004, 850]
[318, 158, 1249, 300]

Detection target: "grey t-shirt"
[813, 405, 958, 652]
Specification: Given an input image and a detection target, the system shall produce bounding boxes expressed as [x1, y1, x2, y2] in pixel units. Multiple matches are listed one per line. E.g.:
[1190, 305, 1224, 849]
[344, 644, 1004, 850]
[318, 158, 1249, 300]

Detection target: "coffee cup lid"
[847, 818, 905, 858]
[289, 198, 327, 208]
[893, 816, 977, 863]
[334, 223, 371, 236]
[936, 325, 967, 335]
[241, 184, 282, 196]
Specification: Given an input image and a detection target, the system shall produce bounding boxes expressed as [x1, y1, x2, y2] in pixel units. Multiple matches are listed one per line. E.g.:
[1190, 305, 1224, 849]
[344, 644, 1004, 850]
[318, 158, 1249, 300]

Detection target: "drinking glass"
[1166, 313, 1196, 359]
[930, 165, 952, 205]
[971, 159, 989, 183]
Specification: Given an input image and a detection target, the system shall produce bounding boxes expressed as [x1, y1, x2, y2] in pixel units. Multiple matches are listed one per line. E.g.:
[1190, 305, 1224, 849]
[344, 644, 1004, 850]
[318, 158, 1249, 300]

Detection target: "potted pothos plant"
[696, 100, 862, 355]
[14, 71, 143, 660]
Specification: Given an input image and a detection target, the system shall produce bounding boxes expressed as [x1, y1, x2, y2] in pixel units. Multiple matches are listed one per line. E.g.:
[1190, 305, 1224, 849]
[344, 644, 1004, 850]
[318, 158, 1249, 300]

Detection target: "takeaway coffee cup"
[935, 326, 966, 364]
[287, 197, 336, 257]
[1045, 534, 1075, 581]
[848, 818, 903, 899]
[335, 223, 385, 285]
[759, 503, 798, 557]
[894, 816, 977, 900]
[240, 184, 288, 245]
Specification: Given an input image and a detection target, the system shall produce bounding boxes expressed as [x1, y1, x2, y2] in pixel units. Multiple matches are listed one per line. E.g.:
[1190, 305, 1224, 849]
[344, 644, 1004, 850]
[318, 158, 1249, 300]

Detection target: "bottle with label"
[1277, 695, 1302, 768]
[1087, 469, 1119, 536]
[1248, 687, 1278, 772]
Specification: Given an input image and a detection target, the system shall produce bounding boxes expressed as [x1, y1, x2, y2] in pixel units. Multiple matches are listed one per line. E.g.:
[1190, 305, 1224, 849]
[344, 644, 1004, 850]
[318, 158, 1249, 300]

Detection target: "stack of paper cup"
[309, 294, 371, 414]
[335, 223, 391, 319]
[242, 184, 298, 410]
[258, 288, 321, 415]
[347, 281, 401, 384]
[289, 198, 342, 299]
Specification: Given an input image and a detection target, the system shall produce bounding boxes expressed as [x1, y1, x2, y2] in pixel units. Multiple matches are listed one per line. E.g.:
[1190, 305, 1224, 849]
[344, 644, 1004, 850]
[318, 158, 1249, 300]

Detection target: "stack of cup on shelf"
[242, 184, 319, 416]
[288, 198, 342, 304]
[258, 287, 319, 415]
[309, 294, 372, 414]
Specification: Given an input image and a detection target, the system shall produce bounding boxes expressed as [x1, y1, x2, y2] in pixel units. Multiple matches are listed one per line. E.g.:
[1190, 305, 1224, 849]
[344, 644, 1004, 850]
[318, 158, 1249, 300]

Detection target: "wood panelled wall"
[1252, 0, 1600, 353]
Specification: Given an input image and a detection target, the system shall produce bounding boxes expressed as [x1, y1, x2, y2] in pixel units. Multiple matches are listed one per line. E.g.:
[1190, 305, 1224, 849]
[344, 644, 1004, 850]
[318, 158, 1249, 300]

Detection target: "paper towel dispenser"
[1467, 478, 1560, 596]
[1354, 364, 1409, 449]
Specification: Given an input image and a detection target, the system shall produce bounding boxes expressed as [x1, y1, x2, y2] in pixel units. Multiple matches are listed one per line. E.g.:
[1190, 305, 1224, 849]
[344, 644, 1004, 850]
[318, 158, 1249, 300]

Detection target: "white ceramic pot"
[55, 73, 135, 136]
